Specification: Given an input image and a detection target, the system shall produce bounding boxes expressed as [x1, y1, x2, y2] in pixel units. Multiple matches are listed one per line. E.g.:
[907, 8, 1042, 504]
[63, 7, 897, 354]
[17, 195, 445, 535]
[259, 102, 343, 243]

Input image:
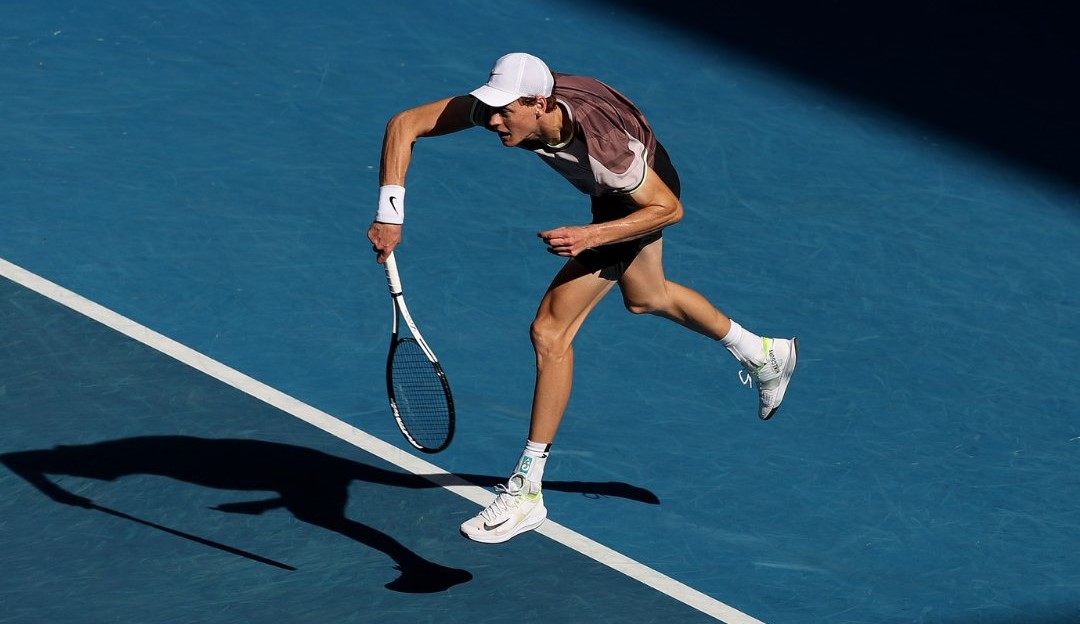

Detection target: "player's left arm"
[538, 167, 683, 257]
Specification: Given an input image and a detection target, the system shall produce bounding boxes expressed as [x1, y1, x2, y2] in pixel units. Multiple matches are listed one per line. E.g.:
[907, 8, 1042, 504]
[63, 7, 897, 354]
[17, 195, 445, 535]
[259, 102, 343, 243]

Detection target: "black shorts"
[574, 142, 681, 279]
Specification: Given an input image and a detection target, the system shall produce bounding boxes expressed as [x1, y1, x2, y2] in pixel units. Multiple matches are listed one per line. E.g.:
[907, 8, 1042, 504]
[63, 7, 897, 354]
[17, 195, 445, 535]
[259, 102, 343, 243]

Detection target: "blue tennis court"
[2, 2, 1078, 623]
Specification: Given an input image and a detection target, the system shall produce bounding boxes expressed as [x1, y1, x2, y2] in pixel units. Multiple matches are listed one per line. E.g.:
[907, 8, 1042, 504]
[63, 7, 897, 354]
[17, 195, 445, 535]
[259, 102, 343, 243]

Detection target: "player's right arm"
[0, 451, 93, 508]
[369, 96, 476, 263]
[380, 95, 476, 186]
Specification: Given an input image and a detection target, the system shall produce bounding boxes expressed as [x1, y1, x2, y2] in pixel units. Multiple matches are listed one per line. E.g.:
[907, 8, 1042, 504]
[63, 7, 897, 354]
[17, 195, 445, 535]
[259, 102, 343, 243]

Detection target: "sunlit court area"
[2, 2, 1078, 623]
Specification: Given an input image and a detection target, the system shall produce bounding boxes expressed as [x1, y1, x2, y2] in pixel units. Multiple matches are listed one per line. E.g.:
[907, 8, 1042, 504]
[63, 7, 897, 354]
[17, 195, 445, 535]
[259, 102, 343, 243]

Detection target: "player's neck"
[540, 103, 572, 148]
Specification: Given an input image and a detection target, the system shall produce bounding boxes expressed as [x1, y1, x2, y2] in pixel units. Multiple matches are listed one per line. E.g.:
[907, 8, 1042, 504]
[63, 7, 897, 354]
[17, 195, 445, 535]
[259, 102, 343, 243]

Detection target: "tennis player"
[367, 53, 798, 544]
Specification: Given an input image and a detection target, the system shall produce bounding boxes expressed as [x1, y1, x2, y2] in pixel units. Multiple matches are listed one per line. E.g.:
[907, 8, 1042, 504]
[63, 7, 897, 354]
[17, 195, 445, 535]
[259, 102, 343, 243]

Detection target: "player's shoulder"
[555, 73, 633, 111]
[553, 72, 608, 94]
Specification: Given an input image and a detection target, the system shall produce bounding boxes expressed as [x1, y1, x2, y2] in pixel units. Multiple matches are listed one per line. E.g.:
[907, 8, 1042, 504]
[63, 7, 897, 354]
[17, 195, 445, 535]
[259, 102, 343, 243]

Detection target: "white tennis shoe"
[740, 337, 799, 420]
[460, 473, 546, 544]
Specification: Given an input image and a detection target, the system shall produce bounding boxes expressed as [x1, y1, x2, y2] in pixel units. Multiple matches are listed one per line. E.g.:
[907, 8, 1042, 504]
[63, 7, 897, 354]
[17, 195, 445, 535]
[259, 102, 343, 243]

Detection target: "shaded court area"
[610, 1, 1080, 189]
[0, 275, 717, 623]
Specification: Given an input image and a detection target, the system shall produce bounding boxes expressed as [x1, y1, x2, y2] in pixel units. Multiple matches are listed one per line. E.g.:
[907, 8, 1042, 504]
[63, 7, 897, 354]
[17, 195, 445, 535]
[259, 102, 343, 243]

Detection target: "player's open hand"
[538, 226, 597, 257]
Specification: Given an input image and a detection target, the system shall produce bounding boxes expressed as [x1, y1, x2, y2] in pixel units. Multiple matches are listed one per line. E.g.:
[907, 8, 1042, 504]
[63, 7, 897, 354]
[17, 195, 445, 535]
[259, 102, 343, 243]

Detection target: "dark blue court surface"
[2, 2, 1079, 623]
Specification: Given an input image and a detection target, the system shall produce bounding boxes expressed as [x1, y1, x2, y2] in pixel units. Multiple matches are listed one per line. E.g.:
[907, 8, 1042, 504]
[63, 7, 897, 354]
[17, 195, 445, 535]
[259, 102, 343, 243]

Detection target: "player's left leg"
[617, 238, 799, 420]
[616, 238, 730, 339]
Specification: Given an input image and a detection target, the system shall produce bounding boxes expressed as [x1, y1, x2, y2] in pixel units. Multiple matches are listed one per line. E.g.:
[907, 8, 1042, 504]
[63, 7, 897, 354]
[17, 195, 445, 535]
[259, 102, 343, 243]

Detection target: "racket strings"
[390, 338, 452, 449]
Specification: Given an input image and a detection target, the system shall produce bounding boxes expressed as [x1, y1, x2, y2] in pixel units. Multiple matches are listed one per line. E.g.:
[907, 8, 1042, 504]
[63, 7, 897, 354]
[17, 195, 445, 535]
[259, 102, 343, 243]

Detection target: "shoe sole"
[761, 337, 798, 421]
[461, 505, 547, 544]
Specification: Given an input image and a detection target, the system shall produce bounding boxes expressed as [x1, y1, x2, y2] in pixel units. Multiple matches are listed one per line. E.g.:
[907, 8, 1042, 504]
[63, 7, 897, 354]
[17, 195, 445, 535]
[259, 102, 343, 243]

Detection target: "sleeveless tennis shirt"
[470, 73, 658, 197]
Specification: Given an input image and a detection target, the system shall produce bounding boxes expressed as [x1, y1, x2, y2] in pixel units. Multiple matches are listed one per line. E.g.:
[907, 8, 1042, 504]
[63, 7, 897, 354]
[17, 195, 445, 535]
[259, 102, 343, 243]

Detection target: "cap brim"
[469, 84, 518, 107]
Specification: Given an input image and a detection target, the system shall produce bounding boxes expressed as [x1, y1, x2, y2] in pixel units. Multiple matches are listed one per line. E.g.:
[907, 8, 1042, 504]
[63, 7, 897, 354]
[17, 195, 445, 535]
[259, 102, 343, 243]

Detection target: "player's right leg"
[527, 259, 616, 443]
[461, 259, 614, 544]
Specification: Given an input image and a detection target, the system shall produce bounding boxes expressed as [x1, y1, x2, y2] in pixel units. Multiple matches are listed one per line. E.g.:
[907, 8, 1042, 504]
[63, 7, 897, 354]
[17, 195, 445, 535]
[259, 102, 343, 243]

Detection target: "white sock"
[721, 320, 766, 367]
[514, 440, 550, 486]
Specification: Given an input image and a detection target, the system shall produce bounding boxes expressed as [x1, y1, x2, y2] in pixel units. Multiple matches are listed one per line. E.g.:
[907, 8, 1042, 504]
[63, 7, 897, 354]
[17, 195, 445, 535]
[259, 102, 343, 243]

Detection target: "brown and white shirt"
[470, 73, 659, 197]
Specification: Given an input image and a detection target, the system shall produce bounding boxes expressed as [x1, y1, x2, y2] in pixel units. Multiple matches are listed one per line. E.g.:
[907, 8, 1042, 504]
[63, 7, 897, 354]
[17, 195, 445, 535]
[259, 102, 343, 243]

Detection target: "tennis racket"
[383, 251, 455, 453]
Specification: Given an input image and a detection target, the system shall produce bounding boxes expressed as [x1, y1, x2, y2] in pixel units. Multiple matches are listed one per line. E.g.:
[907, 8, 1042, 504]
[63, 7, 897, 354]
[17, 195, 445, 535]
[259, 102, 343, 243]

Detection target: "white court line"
[0, 257, 765, 624]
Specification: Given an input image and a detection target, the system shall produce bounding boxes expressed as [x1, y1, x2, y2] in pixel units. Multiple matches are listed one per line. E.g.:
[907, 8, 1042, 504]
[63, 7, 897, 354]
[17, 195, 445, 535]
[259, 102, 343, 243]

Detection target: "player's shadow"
[0, 436, 659, 593]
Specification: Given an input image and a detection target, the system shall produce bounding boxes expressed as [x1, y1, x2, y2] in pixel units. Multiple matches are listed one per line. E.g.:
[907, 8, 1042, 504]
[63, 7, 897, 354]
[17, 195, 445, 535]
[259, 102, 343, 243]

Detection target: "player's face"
[485, 100, 542, 147]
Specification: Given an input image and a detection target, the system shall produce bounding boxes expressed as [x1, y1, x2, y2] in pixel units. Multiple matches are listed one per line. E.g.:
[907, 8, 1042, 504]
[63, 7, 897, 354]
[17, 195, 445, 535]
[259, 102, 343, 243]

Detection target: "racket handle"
[384, 251, 403, 295]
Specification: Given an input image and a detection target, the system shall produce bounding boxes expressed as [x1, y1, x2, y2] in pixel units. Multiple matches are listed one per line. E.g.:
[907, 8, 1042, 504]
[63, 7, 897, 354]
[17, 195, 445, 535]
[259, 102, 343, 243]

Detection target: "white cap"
[470, 53, 554, 107]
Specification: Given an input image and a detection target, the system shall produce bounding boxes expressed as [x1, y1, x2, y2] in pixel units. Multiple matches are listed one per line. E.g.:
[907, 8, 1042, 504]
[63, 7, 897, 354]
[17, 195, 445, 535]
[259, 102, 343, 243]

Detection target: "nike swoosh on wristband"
[389, 196, 400, 213]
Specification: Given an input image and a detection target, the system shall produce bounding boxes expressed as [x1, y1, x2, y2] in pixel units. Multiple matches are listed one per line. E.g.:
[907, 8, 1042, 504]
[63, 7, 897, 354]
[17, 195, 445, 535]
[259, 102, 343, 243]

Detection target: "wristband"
[375, 185, 406, 224]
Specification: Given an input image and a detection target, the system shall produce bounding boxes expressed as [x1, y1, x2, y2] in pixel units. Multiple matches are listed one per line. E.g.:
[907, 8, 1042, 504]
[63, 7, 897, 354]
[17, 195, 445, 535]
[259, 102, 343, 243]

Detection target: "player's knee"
[530, 316, 570, 357]
[623, 294, 665, 316]
[529, 317, 555, 350]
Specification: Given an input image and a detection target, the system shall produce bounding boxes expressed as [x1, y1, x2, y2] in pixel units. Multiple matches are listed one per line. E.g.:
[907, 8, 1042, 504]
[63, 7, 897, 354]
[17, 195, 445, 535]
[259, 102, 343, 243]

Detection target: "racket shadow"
[0, 435, 473, 594]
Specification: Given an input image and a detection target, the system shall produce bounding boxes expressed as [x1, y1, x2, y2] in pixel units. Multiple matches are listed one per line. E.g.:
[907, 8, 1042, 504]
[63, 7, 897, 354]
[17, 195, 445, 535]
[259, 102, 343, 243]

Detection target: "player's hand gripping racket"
[383, 251, 455, 453]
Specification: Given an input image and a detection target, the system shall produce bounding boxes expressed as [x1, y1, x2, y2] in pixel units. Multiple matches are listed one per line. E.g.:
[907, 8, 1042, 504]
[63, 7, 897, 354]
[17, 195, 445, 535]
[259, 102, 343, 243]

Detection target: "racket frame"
[383, 252, 455, 453]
